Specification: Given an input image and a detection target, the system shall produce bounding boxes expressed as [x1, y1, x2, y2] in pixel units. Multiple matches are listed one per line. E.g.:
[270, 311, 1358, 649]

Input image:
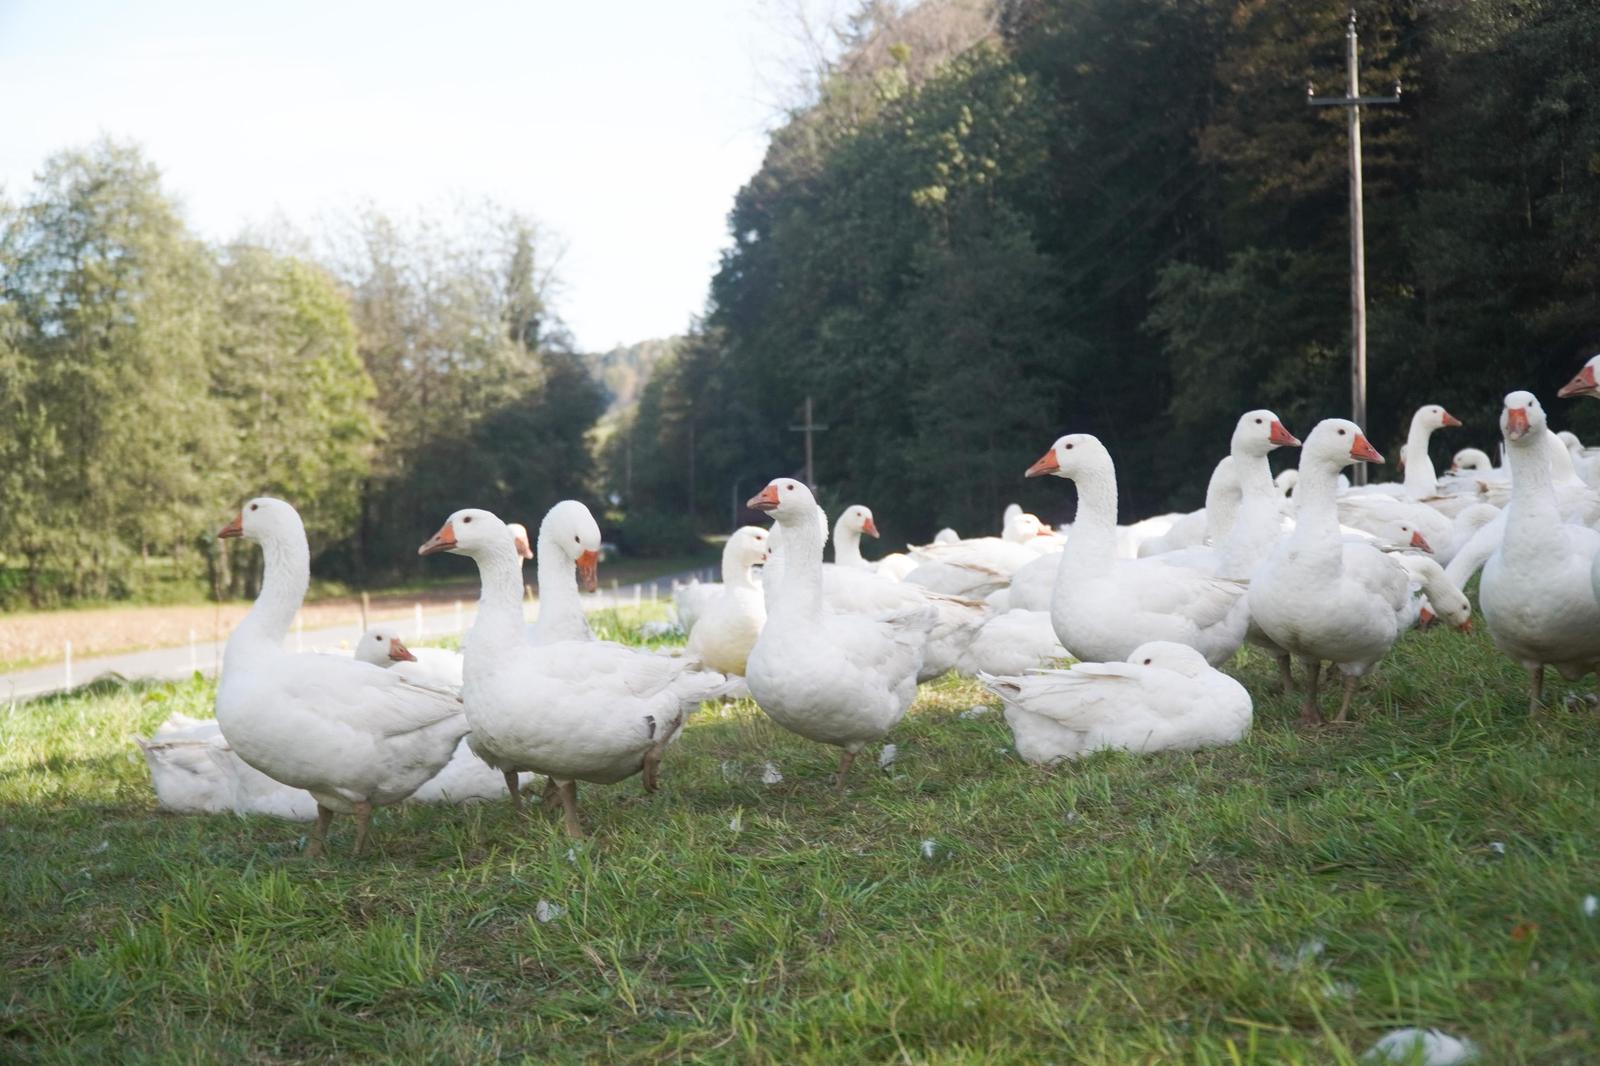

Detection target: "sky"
[0, 0, 838, 351]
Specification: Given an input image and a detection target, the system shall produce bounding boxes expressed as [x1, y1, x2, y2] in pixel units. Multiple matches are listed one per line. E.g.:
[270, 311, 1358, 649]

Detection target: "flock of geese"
[137, 355, 1600, 856]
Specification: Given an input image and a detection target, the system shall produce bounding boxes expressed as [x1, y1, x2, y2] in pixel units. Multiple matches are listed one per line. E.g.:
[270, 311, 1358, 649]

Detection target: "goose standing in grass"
[1479, 392, 1600, 713]
[421, 505, 728, 836]
[1248, 421, 1412, 724]
[214, 498, 469, 857]
[686, 525, 770, 675]
[1025, 433, 1251, 666]
[744, 478, 934, 791]
[981, 641, 1251, 764]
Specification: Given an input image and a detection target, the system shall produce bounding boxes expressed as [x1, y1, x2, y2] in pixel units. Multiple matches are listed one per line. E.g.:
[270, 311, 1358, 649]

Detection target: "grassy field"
[3, 613, 1598, 1063]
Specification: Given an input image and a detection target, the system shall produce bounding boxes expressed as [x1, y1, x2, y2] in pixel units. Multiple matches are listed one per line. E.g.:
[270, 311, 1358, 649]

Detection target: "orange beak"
[1268, 420, 1301, 447]
[217, 513, 244, 540]
[1504, 407, 1530, 440]
[1440, 410, 1462, 427]
[1024, 448, 1060, 478]
[1558, 365, 1599, 399]
[1456, 617, 1473, 634]
[1350, 434, 1385, 464]
[1036, 526, 1055, 538]
[576, 549, 599, 593]
[1410, 530, 1433, 553]
[862, 516, 880, 539]
[389, 638, 417, 663]
[747, 485, 781, 512]
[1418, 606, 1436, 629]
[418, 521, 457, 556]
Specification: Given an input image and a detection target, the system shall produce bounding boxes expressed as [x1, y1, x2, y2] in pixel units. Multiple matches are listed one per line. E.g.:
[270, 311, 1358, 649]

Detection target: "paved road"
[1, 567, 716, 704]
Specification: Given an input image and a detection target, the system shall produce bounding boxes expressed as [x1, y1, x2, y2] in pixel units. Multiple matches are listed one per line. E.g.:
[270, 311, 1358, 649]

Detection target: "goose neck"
[832, 519, 865, 568]
[1403, 418, 1438, 497]
[533, 535, 581, 637]
[1505, 431, 1559, 538]
[469, 546, 530, 651]
[772, 510, 825, 619]
[1060, 462, 1118, 570]
[1285, 457, 1345, 557]
[228, 530, 309, 658]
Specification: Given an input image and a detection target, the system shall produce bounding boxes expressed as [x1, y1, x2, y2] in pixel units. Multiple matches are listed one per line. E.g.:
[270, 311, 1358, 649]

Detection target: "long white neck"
[467, 542, 531, 653]
[1504, 428, 1561, 557]
[226, 529, 309, 663]
[832, 516, 866, 568]
[771, 508, 826, 620]
[723, 540, 760, 591]
[531, 534, 588, 643]
[1284, 454, 1346, 567]
[1059, 457, 1118, 575]
[1202, 458, 1241, 544]
[1217, 448, 1280, 578]
[1402, 414, 1439, 498]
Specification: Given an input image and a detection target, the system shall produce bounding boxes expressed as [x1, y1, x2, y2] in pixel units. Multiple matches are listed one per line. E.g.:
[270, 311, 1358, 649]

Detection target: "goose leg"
[834, 750, 857, 794]
[1528, 665, 1545, 716]
[558, 781, 584, 839]
[504, 771, 524, 816]
[351, 801, 374, 858]
[1299, 658, 1324, 726]
[1333, 673, 1359, 723]
[641, 745, 663, 794]
[1274, 653, 1294, 695]
[307, 802, 334, 858]
[540, 776, 559, 808]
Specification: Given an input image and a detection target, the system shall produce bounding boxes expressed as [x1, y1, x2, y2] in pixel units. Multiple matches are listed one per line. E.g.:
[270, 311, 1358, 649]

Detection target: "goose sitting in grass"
[214, 499, 470, 857]
[745, 478, 934, 792]
[137, 712, 315, 820]
[981, 641, 1251, 764]
[1479, 392, 1600, 713]
[831, 505, 880, 570]
[421, 504, 729, 836]
[686, 525, 770, 675]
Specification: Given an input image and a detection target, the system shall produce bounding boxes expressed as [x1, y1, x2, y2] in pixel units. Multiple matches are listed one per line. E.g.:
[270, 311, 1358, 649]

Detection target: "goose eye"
[249, 503, 258, 511]
[1254, 418, 1262, 424]
[1337, 428, 1347, 436]
[786, 483, 796, 491]
[1064, 443, 1074, 450]
[1143, 658, 1152, 665]
[375, 635, 382, 642]
[462, 516, 473, 524]
[573, 535, 579, 544]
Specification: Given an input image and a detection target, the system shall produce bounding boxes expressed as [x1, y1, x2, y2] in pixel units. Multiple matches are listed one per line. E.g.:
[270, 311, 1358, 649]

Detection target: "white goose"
[1248, 421, 1411, 724]
[831, 505, 880, 571]
[1479, 392, 1600, 713]
[1557, 353, 1600, 402]
[981, 641, 1252, 764]
[1025, 433, 1250, 666]
[744, 478, 933, 791]
[214, 498, 469, 856]
[686, 525, 770, 675]
[1394, 555, 1473, 633]
[1341, 404, 1463, 500]
[421, 505, 728, 836]
[349, 627, 541, 805]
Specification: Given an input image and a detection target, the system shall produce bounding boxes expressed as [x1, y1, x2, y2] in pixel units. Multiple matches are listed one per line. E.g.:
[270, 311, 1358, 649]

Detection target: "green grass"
[3, 620, 1599, 1063]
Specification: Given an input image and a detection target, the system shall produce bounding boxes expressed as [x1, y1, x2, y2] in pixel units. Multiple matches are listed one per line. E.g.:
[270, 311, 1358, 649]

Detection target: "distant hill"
[585, 338, 681, 429]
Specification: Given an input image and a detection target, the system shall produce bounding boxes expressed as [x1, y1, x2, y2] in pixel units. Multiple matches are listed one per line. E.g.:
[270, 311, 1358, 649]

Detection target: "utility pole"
[1308, 9, 1400, 486]
[787, 395, 828, 490]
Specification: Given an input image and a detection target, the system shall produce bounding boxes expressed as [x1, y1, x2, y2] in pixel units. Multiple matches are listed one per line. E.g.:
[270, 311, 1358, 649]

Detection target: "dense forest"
[612, 0, 1600, 544]
[4, 0, 1598, 606]
[0, 142, 603, 606]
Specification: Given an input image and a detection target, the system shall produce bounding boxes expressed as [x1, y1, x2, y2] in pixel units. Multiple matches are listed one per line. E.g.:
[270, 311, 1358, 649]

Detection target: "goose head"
[747, 478, 818, 524]
[419, 507, 511, 561]
[1413, 404, 1463, 432]
[838, 505, 879, 540]
[538, 500, 604, 592]
[1499, 390, 1546, 444]
[355, 626, 416, 665]
[505, 522, 535, 561]
[1557, 354, 1600, 399]
[217, 497, 304, 544]
[1023, 433, 1111, 481]
[1127, 640, 1211, 677]
[726, 525, 771, 567]
[1450, 447, 1492, 473]
[1301, 419, 1384, 472]
[1002, 511, 1053, 542]
[1233, 409, 1300, 458]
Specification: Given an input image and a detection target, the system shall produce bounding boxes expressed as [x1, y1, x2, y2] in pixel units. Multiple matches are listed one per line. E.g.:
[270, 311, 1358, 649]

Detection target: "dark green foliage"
[613, 0, 1600, 537]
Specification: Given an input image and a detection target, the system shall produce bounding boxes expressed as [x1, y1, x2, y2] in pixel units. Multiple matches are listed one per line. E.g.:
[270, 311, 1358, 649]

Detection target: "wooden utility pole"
[1308, 10, 1400, 486]
[787, 396, 829, 490]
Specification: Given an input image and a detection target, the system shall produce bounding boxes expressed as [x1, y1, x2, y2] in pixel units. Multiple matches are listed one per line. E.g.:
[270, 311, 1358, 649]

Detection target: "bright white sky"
[0, 0, 839, 351]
